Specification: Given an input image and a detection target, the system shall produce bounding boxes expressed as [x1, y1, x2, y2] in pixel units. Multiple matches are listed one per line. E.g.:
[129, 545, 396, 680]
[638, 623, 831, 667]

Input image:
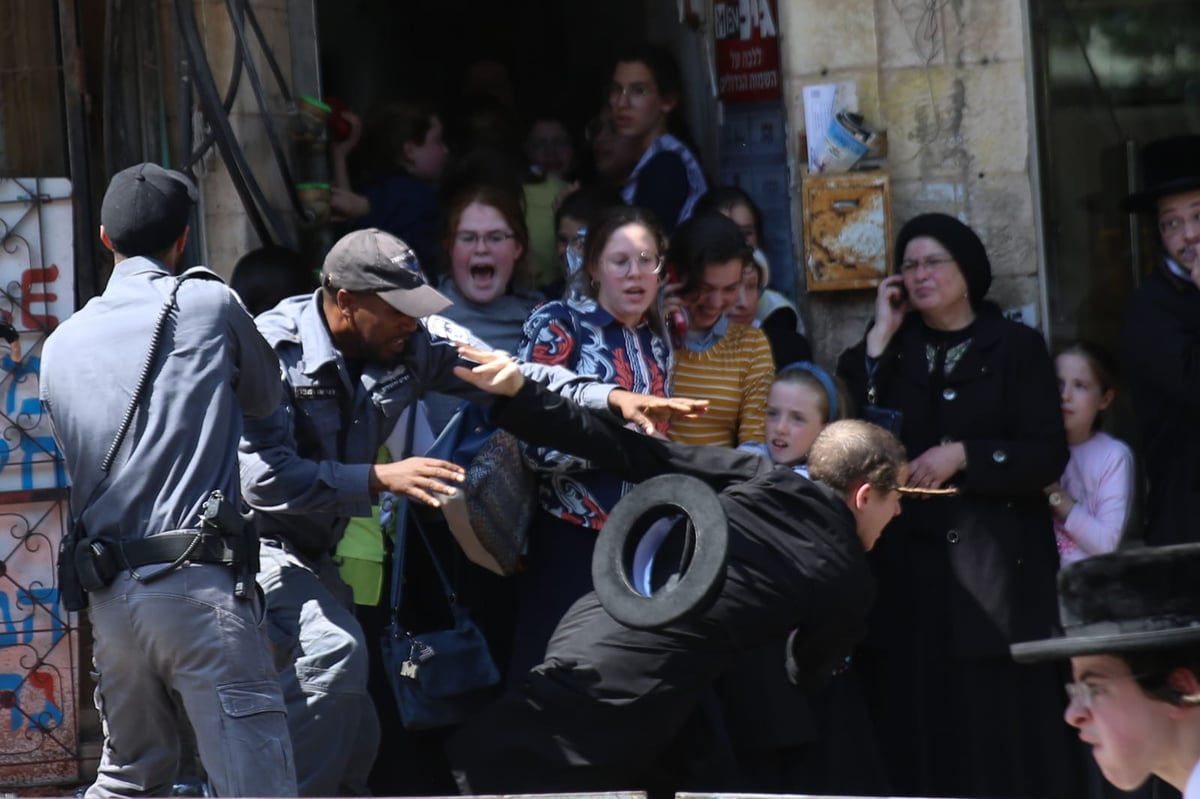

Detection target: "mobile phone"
[889, 282, 909, 309]
[663, 262, 689, 349]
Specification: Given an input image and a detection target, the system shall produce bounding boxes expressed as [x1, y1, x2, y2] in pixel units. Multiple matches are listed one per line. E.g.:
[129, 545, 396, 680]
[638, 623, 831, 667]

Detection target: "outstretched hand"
[453, 345, 525, 396]
[369, 457, 464, 508]
[453, 344, 708, 434]
[607, 389, 708, 436]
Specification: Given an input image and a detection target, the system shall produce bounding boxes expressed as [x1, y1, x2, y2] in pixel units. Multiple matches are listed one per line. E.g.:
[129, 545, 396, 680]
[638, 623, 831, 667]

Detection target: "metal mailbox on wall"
[801, 168, 893, 292]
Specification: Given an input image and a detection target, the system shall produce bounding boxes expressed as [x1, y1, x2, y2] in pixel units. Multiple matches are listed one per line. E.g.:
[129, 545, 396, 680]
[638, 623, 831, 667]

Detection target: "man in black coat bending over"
[445, 346, 908, 796]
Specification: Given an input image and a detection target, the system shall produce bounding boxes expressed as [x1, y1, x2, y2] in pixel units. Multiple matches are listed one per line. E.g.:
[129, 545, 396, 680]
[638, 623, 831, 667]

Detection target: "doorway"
[1030, 0, 1200, 352]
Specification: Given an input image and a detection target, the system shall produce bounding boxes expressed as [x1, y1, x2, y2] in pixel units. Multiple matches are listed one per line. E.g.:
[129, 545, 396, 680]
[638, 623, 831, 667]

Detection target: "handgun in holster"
[199, 491, 257, 599]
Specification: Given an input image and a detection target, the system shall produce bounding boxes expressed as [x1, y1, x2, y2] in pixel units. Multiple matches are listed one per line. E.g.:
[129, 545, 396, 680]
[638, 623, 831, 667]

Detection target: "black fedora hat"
[592, 474, 729, 630]
[1012, 543, 1200, 663]
[1123, 134, 1200, 212]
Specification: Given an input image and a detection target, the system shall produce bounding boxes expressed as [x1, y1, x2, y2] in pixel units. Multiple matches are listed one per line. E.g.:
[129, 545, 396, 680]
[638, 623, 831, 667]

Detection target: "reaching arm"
[454, 347, 747, 489]
[238, 389, 374, 520]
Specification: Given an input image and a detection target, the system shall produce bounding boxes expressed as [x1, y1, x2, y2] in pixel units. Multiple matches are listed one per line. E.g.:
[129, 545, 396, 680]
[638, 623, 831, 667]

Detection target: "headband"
[780, 361, 840, 422]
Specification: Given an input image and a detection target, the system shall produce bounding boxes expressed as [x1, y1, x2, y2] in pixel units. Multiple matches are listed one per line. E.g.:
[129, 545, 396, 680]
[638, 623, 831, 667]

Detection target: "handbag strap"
[387, 407, 460, 621]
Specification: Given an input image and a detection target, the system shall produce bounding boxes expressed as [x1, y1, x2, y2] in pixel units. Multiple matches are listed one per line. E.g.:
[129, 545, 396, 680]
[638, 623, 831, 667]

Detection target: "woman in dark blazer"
[838, 213, 1080, 799]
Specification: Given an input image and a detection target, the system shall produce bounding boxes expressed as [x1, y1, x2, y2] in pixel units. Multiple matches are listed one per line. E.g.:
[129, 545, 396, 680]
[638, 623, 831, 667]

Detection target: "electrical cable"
[182, 20, 246, 170]
[222, 0, 308, 220]
[242, 0, 293, 105]
[174, 0, 282, 245]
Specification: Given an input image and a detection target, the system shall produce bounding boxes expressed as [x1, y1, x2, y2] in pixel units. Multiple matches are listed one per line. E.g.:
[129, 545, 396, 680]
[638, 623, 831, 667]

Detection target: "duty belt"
[117, 529, 248, 570]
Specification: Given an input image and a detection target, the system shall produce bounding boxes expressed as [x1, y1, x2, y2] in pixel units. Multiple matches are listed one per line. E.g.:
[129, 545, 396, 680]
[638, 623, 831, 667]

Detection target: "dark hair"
[356, 99, 438, 183]
[230, 246, 316, 316]
[555, 185, 624, 234]
[1056, 340, 1120, 430]
[1119, 645, 1200, 708]
[807, 419, 908, 496]
[610, 42, 691, 143]
[576, 205, 667, 335]
[443, 183, 532, 292]
[695, 185, 763, 244]
[665, 212, 753, 295]
[581, 205, 667, 279]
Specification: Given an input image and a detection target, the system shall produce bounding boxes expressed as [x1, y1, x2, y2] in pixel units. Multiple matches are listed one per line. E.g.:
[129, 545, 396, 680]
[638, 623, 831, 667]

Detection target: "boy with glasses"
[1012, 543, 1200, 799]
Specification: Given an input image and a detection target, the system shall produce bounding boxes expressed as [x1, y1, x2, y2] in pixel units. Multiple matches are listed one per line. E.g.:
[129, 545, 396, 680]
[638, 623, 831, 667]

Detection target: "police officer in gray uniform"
[238, 227, 694, 796]
[40, 163, 296, 798]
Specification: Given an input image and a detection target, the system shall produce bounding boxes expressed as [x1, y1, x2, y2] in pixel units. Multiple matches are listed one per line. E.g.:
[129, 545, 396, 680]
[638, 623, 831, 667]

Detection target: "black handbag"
[430, 402, 536, 576]
[380, 409, 501, 730]
[864, 358, 904, 436]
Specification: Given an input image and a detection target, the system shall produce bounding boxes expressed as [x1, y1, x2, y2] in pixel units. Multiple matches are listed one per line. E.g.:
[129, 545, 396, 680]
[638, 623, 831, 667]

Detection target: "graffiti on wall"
[0, 177, 78, 785]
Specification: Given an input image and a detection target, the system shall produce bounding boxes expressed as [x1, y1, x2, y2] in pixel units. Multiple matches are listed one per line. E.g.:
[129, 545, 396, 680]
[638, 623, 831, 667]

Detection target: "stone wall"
[778, 0, 1043, 365]
[175, 0, 298, 278]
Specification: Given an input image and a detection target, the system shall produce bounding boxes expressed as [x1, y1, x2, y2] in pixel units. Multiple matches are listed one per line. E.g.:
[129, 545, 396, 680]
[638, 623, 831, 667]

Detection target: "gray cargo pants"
[85, 565, 296, 799]
[257, 540, 379, 797]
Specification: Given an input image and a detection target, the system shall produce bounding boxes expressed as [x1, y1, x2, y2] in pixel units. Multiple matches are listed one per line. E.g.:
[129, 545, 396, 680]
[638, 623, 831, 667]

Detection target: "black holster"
[199, 491, 256, 599]
[57, 533, 89, 612]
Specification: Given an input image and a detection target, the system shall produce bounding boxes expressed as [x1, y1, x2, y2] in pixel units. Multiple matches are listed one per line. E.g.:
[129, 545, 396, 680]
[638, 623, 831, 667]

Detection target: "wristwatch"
[1048, 491, 1065, 509]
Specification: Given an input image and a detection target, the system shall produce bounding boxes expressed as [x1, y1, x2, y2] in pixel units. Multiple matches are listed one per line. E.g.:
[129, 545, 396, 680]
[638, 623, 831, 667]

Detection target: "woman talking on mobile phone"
[836, 213, 1076, 799]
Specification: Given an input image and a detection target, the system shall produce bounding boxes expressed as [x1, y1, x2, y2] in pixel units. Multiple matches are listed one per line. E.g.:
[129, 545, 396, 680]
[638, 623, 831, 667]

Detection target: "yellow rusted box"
[801, 168, 892, 292]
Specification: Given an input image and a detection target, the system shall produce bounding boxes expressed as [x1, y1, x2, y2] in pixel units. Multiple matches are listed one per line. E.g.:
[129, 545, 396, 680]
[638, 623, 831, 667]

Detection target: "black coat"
[837, 306, 1078, 799]
[838, 305, 1067, 656]
[447, 379, 875, 795]
[1120, 265, 1200, 545]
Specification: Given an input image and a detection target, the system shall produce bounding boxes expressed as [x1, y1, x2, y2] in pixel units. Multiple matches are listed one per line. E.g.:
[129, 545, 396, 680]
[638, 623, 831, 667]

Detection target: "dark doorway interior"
[317, 0, 647, 150]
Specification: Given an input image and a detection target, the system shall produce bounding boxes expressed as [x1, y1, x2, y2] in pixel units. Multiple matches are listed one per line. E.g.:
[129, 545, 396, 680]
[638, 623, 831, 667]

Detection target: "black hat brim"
[1011, 626, 1200, 663]
[592, 473, 729, 630]
[1123, 176, 1200, 213]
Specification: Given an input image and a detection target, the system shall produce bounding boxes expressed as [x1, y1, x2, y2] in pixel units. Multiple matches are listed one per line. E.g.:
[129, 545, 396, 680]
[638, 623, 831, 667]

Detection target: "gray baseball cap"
[321, 228, 451, 317]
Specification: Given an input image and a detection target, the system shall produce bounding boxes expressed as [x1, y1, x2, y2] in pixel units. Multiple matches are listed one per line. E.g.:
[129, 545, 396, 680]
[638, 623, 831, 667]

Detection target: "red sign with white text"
[714, 0, 782, 104]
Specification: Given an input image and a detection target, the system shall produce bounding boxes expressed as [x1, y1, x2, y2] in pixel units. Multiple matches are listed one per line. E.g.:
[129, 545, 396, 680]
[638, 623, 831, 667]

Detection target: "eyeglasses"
[609, 83, 654, 104]
[1159, 209, 1200, 237]
[1065, 672, 1152, 712]
[601, 251, 664, 276]
[455, 231, 516, 248]
[899, 254, 956, 274]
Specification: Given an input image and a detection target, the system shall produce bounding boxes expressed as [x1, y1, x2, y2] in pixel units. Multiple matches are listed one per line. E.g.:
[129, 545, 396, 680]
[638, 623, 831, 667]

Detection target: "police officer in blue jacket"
[40, 163, 296, 798]
[238, 227, 694, 796]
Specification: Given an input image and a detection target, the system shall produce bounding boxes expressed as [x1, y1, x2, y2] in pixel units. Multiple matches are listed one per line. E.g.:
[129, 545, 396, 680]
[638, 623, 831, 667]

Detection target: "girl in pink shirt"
[1046, 342, 1135, 566]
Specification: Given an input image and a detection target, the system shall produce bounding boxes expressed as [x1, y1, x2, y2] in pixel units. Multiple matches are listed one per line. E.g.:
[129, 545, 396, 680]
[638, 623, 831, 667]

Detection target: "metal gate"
[0, 177, 79, 786]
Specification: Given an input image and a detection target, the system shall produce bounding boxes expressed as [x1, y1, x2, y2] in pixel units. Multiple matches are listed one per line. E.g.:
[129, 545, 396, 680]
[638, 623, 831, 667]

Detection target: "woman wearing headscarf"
[837, 213, 1079, 799]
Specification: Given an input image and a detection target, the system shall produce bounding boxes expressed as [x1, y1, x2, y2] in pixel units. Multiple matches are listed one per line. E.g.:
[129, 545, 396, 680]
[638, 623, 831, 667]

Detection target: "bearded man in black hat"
[1120, 134, 1200, 545]
[1013, 544, 1200, 799]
